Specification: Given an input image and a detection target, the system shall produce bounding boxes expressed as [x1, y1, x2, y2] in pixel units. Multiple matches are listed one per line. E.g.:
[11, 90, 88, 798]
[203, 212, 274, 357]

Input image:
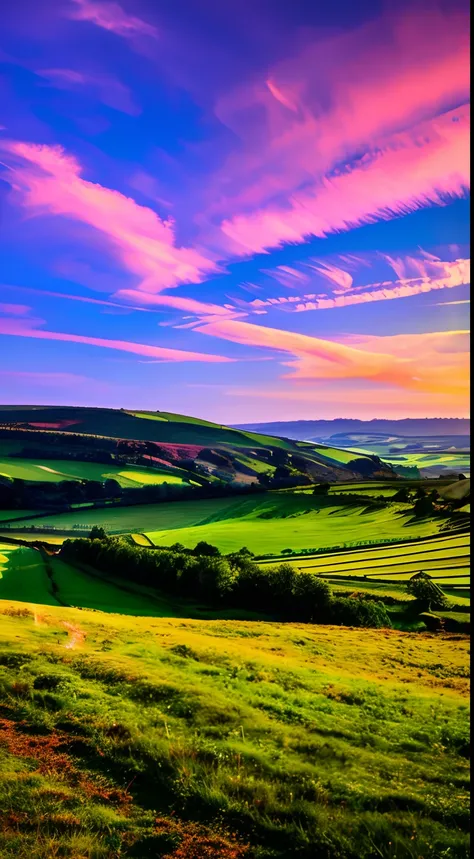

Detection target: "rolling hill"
[0, 405, 397, 491]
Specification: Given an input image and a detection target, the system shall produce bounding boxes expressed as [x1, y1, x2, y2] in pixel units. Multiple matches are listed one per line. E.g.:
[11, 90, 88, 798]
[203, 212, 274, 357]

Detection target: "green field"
[3, 496, 243, 535]
[0, 544, 58, 606]
[145, 497, 444, 555]
[260, 533, 470, 588]
[0, 543, 186, 616]
[0, 457, 189, 488]
[0, 602, 469, 859]
[2, 493, 451, 555]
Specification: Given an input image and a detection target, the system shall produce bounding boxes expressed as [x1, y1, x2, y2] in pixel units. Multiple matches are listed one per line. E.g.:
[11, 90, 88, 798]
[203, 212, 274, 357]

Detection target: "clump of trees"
[406, 573, 448, 611]
[61, 535, 391, 629]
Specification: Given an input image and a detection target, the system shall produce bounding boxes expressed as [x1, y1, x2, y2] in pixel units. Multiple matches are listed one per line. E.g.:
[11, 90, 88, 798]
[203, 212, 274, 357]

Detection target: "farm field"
[145, 500, 444, 555]
[0, 603, 469, 859]
[0, 457, 190, 488]
[0, 543, 188, 616]
[308, 433, 470, 477]
[1, 496, 244, 535]
[262, 533, 470, 588]
[1, 493, 450, 553]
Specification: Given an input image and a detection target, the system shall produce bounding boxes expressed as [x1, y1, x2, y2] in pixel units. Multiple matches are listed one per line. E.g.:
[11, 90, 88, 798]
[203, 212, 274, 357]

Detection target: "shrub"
[406, 575, 448, 610]
[330, 596, 392, 628]
[292, 572, 332, 622]
[192, 541, 221, 557]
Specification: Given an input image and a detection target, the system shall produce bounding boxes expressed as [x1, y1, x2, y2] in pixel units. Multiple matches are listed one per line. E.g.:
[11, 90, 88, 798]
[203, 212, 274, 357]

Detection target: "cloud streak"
[194, 316, 469, 398]
[38, 67, 140, 115]
[220, 107, 469, 254]
[2, 141, 219, 291]
[67, 0, 158, 41]
[0, 316, 233, 364]
[240, 253, 470, 314]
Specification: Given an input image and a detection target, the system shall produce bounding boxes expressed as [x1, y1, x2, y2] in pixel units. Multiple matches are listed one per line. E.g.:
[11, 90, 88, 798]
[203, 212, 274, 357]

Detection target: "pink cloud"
[115, 288, 241, 318]
[38, 68, 140, 115]
[236, 253, 470, 315]
[0, 316, 232, 364]
[67, 0, 158, 41]
[0, 303, 30, 316]
[194, 315, 469, 400]
[2, 283, 154, 313]
[2, 141, 219, 291]
[201, 5, 469, 252]
[220, 106, 469, 254]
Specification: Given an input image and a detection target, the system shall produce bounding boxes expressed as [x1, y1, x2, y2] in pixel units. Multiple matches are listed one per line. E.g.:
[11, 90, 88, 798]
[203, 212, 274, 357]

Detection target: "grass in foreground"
[0, 601, 470, 858]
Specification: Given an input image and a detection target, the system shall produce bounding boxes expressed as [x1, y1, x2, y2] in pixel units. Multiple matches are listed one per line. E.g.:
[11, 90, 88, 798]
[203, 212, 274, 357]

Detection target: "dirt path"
[61, 621, 86, 649]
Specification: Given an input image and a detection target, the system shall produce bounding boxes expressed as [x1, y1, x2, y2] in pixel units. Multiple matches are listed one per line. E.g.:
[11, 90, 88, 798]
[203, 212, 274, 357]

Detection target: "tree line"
[60, 531, 392, 628]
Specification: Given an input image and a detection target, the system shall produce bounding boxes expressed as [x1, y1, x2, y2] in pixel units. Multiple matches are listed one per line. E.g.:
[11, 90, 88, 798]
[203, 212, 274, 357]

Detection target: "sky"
[0, 0, 470, 423]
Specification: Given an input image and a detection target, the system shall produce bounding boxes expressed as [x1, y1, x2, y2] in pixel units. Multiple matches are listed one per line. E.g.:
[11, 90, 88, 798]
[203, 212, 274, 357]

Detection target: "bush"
[330, 596, 392, 629]
[292, 572, 332, 622]
[406, 575, 448, 610]
[89, 525, 108, 541]
[192, 541, 221, 557]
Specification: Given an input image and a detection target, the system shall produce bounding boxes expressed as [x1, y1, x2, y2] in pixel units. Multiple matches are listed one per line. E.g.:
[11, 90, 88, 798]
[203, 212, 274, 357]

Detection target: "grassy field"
[145, 499, 444, 555]
[2, 496, 243, 535]
[0, 601, 469, 859]
[2, 493, 450, 554]
[259, 533, 470, 588]
[0, 544, 185, 616]
[0, 458, 189, 488]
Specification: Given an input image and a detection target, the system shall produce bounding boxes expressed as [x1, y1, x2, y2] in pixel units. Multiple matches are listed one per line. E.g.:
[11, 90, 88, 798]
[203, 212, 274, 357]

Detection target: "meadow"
[144, 499, 444, 556]
[0, 457, 190, 488]
[0, 602, 469, 859]
[259, 533, 470, 587]
[1, 493, 447, 556]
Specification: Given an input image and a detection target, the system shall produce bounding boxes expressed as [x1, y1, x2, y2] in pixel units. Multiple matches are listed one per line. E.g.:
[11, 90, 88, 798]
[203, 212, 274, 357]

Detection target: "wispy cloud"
[194, 315, 469, 398]
[38, 67, 140, 115]
[0, 315, 233, 364]
[219, 107, 469, 254]
[67, 0, 158, 41]
[115, 288, 242, 318]
[239, 253, 470, 314]
[1, 141, 219, 292]
[202, 5, 469, 255]
[0, 303, 31, 316]
[1, 283, 160, 313]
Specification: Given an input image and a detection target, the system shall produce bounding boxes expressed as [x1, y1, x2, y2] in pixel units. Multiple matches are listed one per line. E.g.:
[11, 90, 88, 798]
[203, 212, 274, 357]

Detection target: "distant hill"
[235, 418, 470, 440]
[0, 405, 397, 491]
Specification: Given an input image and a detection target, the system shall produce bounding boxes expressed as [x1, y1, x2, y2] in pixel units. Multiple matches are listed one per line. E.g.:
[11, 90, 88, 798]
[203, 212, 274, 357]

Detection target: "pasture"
[0, 457, 190, 488]
[0, 602, 469, 859]
[0, 543, 185, 616]
[262, 532, 470, 593]
[145, 498, 444, 555]
[1, 492, 451, 554]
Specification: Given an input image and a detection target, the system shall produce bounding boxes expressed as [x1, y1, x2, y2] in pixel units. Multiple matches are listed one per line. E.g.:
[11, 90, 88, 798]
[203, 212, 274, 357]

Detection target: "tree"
[413, 495, 434, 518]
[104, 478, 122, 498]
[192, 541, 221, 557]
[89, 526, 108, 541]
[292, 572, 332, 622]
[392, 487, 410, 503]
[406, 573, 448, 611]
[313, 483, 330, 495]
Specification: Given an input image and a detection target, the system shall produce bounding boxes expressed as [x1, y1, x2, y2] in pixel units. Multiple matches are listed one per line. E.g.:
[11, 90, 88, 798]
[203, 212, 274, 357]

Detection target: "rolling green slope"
[0, 405, 394, 486]
[0, 603, 469, 859]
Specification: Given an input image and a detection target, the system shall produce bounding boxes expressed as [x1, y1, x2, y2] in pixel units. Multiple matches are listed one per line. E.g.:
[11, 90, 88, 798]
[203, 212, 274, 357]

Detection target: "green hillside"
[0, 603, 469, 859]
[0, 406, 395, 493]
